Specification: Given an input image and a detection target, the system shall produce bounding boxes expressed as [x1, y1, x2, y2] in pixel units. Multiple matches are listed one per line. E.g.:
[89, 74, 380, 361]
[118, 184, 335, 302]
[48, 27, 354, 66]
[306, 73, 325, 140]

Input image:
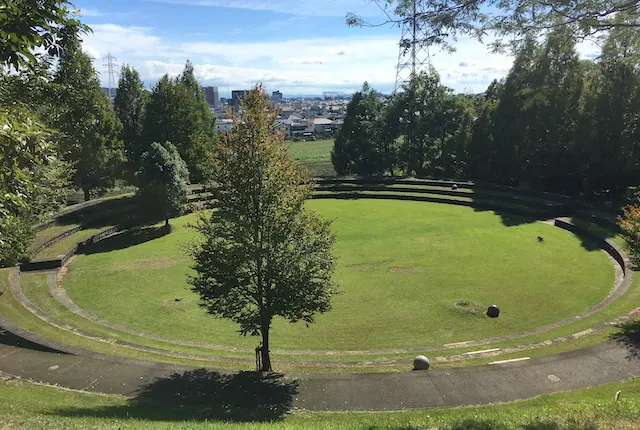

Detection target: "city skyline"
[78, 0, 600, 96]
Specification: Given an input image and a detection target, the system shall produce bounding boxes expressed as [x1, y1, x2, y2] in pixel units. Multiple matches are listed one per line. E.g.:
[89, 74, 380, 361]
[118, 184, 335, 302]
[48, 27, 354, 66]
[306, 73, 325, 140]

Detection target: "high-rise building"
[203, 86, 219, 107]
[271, 90, 283, 101]
[231, 90, 249, 108]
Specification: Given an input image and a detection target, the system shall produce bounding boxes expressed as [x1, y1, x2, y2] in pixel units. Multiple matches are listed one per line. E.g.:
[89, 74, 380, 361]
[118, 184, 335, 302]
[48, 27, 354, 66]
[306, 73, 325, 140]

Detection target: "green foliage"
[331, 82, 386, 176]
[114, 65, 148, 179]
[143, 62, 216, 183]
[189, 86, 337, 371]
[51, 45, 125, 201]
[0, 105, 59, 265]
[0, 0, 90, 71]
[135, 142, 189, 226]
[397, 70, 474, 178]
[348, 0, 639, 53]
[619, 195, 640, 268]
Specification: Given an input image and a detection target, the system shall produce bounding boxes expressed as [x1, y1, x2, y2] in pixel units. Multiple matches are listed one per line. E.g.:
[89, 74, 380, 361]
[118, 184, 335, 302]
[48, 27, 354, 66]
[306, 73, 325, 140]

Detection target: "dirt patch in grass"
[110, 257, 184, 271]
[389, 267, 422, 274]
[451, 300, 485, 316]
[346, 259, 393, 270]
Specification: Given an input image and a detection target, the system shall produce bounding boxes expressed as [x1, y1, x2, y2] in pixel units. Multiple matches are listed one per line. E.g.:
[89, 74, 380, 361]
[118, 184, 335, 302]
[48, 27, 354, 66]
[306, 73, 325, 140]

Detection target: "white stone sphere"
[413, 355, 430, 370]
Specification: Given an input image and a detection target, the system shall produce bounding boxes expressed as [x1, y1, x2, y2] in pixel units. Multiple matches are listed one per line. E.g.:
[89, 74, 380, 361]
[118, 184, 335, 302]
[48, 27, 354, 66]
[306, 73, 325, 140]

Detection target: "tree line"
[333, 15, 640, 196]
[1, 34, 215, 265]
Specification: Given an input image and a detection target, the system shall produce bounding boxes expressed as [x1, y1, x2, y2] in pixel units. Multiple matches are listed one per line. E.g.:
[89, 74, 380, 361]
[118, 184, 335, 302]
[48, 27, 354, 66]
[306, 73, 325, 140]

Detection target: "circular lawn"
[63, 199, 614, 351]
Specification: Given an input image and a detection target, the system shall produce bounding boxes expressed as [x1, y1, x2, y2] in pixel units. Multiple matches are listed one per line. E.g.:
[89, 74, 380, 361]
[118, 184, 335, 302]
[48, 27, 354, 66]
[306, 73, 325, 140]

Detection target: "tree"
[577, 14, 640, 194]
[347, 0, 640, 53]
[189, 86, 337, 371]
[52, 44, 125, 201]
[619, 195, 640, 268]
[331, 82, 385, 176]
[0, 0, 90, 71]
[114, 65, 148, 179]
[143, 62, 217, 183]
[396, 70, 470, 177]
[135, 142, 189, 227]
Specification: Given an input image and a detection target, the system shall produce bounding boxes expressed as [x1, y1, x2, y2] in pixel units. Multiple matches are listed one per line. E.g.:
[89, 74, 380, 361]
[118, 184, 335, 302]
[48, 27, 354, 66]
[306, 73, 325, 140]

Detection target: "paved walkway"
[0, 339, 638, 411]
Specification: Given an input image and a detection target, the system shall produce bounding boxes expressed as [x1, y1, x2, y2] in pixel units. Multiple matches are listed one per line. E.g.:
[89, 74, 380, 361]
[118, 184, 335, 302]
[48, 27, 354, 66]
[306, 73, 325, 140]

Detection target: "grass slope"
[0, 374, 638, 429]
[64, 200, 614, 351]
[286, 140, 335, 177]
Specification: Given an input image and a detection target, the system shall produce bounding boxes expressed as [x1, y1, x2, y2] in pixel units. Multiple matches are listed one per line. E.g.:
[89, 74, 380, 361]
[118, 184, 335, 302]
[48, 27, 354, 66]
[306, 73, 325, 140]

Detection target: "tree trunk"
[165, 217, 169, 227]
[83, 187, 90, 202]
[260, 324, 272, 372]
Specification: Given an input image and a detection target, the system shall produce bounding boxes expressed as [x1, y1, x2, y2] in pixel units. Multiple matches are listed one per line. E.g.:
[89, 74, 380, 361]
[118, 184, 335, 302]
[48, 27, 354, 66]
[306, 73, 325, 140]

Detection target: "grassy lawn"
[31, 224, 80, 252]
[286, 139, 333, 162]
[286, 140, 335, 177]
[63, 200, 614, 352]
[0, 373, 638, 429]
[34, 227, 109, 260]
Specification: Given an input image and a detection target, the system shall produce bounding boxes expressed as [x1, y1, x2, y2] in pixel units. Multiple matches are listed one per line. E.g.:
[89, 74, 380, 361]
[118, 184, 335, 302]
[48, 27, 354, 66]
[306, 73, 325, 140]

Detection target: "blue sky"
[75, 0, 597, 96]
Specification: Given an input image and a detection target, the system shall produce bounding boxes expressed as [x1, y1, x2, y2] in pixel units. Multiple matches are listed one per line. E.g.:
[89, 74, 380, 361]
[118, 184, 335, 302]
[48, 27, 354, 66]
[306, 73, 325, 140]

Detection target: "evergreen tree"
[396, 70, 467, 177]
[579, 14, 640, 194]
[143, 62, 216, 183]
[189, 86, 337, 371]
[114, 65, 148, 178]
[52, 44, 124, 201]
[135, 142, 189, 227]
[331, 82, 385, 176]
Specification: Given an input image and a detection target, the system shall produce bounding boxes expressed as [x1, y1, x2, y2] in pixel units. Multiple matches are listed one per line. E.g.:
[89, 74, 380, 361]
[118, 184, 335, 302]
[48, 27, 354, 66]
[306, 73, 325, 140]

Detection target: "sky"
[75, 0, 599, 97]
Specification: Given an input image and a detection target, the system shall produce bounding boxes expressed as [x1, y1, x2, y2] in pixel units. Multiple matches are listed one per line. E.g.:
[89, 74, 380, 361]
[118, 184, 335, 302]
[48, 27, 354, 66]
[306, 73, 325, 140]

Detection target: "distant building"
[216, 118, 234, 133]
[203, 86, 219, 107]
[231, 90, 249, 108]
[278, 106, 296, 119]
[271, 90, 283, 101]
[312, 117, 334, 134]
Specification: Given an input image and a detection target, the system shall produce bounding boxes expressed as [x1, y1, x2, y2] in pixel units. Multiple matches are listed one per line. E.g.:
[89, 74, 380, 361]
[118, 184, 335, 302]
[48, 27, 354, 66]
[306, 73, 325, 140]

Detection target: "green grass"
[286, 140, 336, 177]
[64, 200, 614, 352]
[286, 139, 333, 162]
[0, 374, 639, 429]
[35, 228, 109, 260]
[31, 224, 81, 252]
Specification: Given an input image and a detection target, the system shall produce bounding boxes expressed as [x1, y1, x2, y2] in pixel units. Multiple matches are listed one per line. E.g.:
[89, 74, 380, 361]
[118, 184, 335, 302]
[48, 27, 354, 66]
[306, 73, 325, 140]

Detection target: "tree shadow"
[0, 328, 64, 353]
[79, 225, 172, 255]
[52, 369, 298, 422]
[55, 196, 138, 229]
[610, 320, 640, 361]
[362, 418, 597, 429]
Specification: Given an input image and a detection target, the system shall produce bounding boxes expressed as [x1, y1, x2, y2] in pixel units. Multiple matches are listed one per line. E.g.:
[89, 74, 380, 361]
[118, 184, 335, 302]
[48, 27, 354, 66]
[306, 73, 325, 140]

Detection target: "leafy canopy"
[52, 44, 124, 200]
[189, 85, 337, 371]
[135, 142, 189, 226]
[0, 0, 90, 70]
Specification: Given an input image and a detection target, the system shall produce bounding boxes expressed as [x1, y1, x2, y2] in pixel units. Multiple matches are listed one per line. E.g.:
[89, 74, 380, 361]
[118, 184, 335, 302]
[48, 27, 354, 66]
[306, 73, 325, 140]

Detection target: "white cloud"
[145, 0, 382, 17]
[82, 23, 603, 95]
[78, 7, 102, 17]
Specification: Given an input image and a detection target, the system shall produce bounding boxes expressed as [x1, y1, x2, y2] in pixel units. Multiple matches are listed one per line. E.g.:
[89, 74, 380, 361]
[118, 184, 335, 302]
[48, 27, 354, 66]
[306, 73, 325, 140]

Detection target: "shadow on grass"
[53, 369, 298, 422]
[610, 320, 640, 361]
[79, 225, 171, 255]
[362, 418, 597, 429]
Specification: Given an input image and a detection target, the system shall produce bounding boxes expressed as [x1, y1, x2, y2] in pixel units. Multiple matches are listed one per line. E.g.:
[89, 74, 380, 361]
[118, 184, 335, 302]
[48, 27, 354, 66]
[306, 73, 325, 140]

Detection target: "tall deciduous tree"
[143, 62, 216, 183]
[331, 82, 385, 176]
[397, 70, 472, 178]
[114, 65, 148, 178]
[135, 142, 189, 227]
[52, 44, 124, 201]
[189, 86, 337, 371]
[348, 0, 640, 53]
